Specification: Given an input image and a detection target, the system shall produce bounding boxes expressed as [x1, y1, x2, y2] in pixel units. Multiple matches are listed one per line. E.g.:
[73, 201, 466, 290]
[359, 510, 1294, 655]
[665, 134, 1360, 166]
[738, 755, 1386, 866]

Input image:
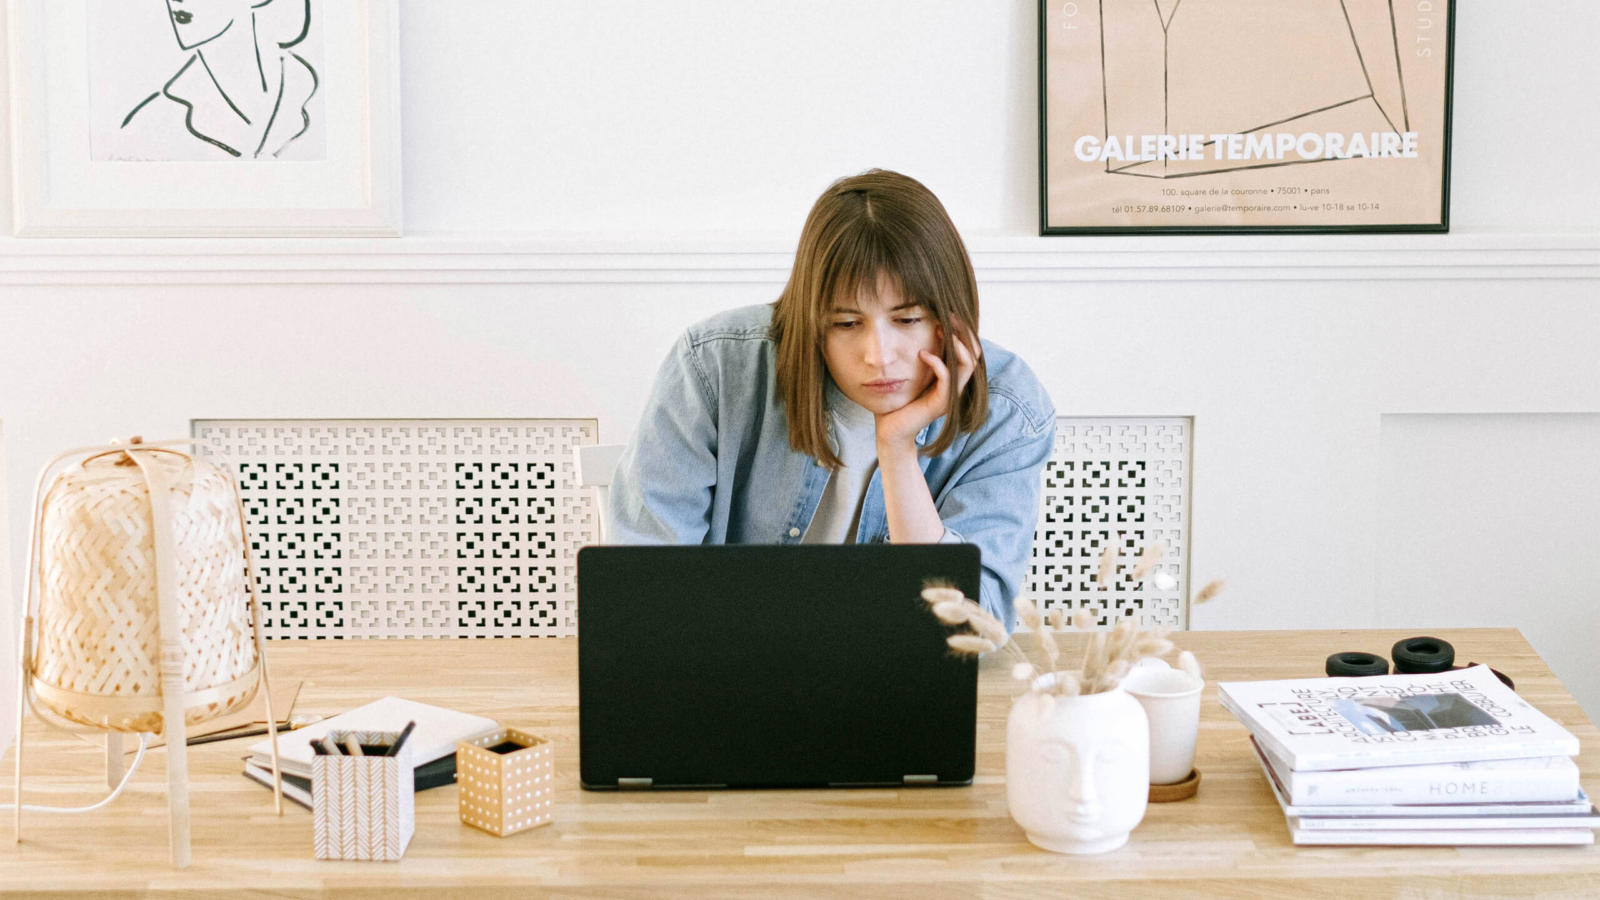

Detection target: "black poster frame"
[1038, 0, 1455, 235]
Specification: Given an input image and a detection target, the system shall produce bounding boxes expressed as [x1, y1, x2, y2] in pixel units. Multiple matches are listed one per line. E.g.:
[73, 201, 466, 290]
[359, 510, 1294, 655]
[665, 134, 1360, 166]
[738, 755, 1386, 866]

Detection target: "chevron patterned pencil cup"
[311, 730, 415, 861]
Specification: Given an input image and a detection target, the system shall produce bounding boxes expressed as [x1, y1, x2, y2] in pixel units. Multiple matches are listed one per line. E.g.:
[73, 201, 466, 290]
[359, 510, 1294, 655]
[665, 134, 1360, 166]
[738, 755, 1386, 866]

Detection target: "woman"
[119, 0, 318, 160]
[609, 170, 1056, 627]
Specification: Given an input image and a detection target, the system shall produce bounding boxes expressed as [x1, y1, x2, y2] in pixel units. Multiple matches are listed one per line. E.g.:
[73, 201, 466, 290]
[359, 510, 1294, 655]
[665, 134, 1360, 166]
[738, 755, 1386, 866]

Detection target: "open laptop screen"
[578, 544, 981, 789]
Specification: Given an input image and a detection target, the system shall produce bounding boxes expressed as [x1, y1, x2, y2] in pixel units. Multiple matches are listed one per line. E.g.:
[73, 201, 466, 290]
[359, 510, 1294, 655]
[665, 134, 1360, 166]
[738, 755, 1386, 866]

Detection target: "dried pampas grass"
[922, 585, 1037, 677]
[1050, 670, 1082, 698]
[1016, 595, 1043, 632]
[1194, 579, 1226, 605]
[1129, 542, 1165, 582]
[1019, 597, 1061, 668]
[929, 600, 972, 625]
[922, 586, 966, 606]
[1094, 539, 1120, 589]
[946, 634, 998, 655]
[921, 542, 1221, 698]
[1178, 650, 1203, 681]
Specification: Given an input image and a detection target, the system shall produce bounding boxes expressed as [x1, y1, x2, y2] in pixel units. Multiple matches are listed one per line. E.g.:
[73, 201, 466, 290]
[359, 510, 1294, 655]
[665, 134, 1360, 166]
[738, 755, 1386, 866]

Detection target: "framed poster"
[8, 0, 401, 237]
[1040, 0, 1453, 234]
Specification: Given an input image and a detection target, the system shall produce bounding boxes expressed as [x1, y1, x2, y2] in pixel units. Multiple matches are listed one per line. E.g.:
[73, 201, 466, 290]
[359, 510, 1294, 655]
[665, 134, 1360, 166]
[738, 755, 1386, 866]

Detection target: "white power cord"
[2, 732, 151, 814]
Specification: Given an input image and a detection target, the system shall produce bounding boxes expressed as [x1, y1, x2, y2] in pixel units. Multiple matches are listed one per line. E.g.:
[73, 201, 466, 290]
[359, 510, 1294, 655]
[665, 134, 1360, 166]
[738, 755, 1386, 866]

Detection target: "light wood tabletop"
[3, 628, 1597, 896]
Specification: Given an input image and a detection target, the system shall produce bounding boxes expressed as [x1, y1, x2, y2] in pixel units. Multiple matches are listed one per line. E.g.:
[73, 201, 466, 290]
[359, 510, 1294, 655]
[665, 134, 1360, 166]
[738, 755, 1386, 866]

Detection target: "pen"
[310, 738, 329, 756]
[317, 736, 343, 757]
[384, 720, 417, 758]
[190, 726, 276, 747]
[187, 713, 326, 746]
[343, 736, 365, 757]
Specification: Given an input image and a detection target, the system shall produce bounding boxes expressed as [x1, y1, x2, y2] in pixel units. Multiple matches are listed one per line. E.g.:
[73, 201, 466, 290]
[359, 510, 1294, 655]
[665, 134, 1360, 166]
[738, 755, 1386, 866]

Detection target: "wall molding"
[0, 231, 1594, 285]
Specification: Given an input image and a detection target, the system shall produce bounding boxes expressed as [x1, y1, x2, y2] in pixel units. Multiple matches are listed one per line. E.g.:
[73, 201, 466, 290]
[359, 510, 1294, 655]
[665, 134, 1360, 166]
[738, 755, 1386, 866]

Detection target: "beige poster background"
[1044, 0, 1451, 231]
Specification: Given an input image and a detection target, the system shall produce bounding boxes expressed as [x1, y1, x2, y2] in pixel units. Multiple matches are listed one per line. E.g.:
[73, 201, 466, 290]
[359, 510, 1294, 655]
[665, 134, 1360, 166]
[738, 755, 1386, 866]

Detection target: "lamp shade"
[30, 449, 260, 733]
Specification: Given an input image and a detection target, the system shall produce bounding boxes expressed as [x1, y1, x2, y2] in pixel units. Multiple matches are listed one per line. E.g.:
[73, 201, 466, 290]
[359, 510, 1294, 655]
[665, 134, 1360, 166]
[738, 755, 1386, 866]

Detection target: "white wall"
[2, 2, 1598, 762]
[0, 419, 9, 757]
[1379, 414, 1600, 704]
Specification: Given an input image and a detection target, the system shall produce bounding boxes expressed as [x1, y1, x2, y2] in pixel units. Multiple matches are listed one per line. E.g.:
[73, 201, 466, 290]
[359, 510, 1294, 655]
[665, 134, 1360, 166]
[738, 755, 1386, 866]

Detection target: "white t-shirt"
[801, 395, 879, 544]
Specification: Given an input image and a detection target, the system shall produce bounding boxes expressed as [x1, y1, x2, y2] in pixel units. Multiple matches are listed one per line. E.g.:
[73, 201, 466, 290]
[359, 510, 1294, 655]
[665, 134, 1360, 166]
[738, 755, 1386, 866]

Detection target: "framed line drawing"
[1040, 0, 1454, 234]
[8, 0, 401, 237]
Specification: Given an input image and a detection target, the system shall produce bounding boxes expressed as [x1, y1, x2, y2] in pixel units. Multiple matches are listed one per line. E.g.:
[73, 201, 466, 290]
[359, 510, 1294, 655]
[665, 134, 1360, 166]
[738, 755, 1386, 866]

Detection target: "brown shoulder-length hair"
[771, 169, 988, 469]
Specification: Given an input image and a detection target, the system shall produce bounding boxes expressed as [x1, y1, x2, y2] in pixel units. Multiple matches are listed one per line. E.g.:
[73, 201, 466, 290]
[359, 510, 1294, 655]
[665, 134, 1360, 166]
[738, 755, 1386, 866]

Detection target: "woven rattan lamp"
[12, 437, 284, 868]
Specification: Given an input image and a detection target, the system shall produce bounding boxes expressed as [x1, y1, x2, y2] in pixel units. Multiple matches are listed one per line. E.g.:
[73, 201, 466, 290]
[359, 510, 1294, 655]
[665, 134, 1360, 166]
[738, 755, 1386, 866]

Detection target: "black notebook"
[577, 544, 981, 790]
[243, 753, 460, 810]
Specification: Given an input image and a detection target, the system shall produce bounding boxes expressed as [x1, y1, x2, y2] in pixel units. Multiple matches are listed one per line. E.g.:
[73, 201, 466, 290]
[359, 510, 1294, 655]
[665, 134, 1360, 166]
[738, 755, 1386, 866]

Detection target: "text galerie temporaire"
[1073, 130, 1420, 164]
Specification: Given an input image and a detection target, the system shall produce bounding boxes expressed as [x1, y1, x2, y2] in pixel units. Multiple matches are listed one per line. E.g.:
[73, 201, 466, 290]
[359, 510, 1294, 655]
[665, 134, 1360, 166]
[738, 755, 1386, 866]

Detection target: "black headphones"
[1325, 636, 1515, 688]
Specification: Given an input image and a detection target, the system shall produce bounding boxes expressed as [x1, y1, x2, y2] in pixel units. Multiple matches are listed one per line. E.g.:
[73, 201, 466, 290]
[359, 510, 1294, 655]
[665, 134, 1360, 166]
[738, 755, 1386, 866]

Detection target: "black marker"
[384, 720, 417, 758]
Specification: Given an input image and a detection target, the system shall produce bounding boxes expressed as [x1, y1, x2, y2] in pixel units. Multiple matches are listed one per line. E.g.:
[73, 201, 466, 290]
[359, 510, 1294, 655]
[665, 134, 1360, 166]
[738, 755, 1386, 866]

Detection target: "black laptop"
[577, 544, 981, 789]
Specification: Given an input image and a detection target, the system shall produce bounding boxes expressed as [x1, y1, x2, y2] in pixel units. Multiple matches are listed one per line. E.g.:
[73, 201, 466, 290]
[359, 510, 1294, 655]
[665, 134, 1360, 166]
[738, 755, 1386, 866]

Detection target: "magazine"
[1264, 758, 1600, 831]
[1219, 665, 1579, 772]
[244, 754, 462, 810]
[1291, 811, 1600, 831]
[1250, 739, 1593, 818]
[1253, 743, 1600, 846]
[1253, 736, 1581, 806]
[1288, 826, 1595, 846]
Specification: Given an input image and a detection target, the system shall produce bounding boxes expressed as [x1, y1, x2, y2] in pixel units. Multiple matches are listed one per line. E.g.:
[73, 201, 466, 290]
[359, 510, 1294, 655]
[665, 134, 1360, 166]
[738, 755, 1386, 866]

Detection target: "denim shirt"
[609, 303, 1057, 629]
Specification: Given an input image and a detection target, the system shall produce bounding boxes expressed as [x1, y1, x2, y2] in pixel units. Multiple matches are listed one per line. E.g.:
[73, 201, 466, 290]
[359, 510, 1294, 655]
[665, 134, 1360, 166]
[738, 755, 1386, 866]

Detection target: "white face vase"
[1005, 682, 1150, 854]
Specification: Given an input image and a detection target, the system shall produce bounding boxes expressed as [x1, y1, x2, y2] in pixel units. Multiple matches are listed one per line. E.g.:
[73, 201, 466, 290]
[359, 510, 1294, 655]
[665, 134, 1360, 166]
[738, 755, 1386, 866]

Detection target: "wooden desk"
[3, 628, 1597, 896]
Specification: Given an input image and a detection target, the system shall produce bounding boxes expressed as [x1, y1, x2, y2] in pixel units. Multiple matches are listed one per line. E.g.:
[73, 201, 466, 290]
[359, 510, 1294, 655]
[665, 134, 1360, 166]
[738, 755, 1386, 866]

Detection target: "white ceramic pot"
[1005, 677, 1150, 854]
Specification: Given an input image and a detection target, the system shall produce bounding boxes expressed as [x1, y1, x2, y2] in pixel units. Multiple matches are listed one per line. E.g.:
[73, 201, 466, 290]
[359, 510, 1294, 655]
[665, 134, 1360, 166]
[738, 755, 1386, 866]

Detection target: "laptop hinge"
[618, 777, 653, 789]
[903, 774, 938, 786]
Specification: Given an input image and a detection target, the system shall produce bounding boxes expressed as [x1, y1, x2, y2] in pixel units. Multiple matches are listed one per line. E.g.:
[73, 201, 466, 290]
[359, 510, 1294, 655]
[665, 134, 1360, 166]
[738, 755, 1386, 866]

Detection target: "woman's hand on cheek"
[874, 336, 980, 452]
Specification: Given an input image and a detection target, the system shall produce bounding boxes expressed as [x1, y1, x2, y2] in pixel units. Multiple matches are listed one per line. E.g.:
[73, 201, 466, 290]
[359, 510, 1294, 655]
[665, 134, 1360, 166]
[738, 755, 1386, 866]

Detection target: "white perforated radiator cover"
[1026, 418, 1192, 629]
[197, 415, 1191, 638]
[195, 419, 598, 639]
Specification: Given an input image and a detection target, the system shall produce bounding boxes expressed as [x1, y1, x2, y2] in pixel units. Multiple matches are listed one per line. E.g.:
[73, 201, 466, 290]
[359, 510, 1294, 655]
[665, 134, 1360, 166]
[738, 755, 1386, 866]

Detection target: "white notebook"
[247, 696, 499, 779]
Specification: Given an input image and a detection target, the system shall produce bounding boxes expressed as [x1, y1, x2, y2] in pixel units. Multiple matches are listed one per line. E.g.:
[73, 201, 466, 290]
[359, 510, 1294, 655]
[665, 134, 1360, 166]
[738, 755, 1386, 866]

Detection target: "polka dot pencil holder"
[311, 730, 416, 861]
[457, 728, 554, 837]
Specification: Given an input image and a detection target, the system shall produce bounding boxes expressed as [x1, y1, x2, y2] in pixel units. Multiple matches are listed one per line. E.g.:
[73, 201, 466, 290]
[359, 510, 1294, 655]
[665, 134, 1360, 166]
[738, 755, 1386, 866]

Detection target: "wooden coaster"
[1148, 769, 1200, 802]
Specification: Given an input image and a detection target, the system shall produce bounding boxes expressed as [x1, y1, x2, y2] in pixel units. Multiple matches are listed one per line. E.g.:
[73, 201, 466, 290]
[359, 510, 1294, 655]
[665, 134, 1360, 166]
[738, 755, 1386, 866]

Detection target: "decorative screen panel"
[194, 419, 598, 639]
[1028, 418, 1192, 629]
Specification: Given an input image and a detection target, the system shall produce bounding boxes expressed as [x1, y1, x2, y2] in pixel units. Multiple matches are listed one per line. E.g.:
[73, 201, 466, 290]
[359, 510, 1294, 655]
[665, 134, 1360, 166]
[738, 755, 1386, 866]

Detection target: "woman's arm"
[932, 416, 1056, 627]
[875, 439, 945, 543]
[876, 336, 1055, 627]
[607, 332, 719, 544]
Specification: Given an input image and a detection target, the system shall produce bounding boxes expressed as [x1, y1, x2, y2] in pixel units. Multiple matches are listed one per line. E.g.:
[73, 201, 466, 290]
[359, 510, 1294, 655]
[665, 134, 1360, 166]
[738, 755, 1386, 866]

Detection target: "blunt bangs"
[773, 169, 989, 468]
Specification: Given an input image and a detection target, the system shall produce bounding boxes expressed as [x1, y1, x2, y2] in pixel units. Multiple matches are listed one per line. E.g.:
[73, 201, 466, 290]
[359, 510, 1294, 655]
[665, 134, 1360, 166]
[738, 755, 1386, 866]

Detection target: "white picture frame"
[7, 0, 401, 237]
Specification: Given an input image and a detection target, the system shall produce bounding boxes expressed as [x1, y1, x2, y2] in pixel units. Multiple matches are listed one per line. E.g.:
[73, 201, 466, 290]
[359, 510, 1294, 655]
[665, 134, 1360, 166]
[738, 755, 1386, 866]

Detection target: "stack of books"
[243, 696, 500, 809]
[1220, 664, 1598, 846]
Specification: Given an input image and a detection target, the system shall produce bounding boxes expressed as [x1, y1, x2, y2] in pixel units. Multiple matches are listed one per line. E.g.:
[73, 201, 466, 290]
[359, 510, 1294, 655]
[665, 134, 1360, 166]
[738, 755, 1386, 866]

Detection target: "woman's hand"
[874, 332, 981, 452]
[875, 332, 981, 544]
